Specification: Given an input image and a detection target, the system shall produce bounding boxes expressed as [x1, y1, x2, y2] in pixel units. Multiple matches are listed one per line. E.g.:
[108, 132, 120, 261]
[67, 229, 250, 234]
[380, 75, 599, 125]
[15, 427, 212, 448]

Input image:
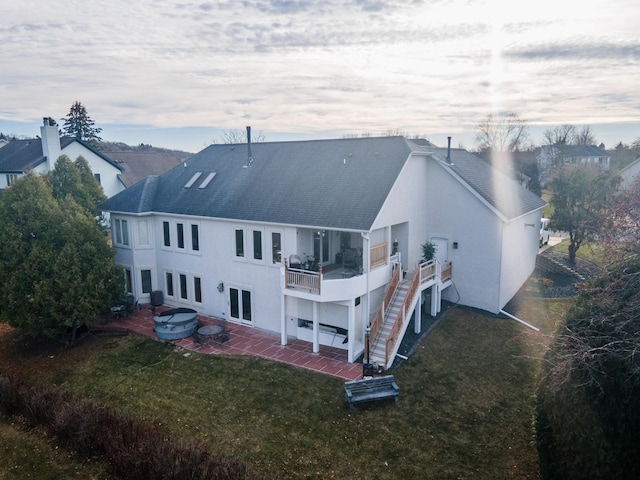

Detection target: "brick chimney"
[40, 117, 61, 171]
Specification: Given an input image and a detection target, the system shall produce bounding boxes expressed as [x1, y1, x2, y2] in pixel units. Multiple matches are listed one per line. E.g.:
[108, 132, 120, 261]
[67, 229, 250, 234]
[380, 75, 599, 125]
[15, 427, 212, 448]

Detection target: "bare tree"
[213, 128, 266, 144]
[542, 124, 576, 146]
[475, 111, 529, 152]
[574, 125, 597, 145]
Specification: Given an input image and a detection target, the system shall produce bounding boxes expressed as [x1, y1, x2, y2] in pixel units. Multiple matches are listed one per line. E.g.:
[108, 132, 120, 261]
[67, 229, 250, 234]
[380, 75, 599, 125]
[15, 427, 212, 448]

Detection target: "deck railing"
[370, 242, 388, 270]
[441, 261, 452, 282]
[385, 265, 421, 365]
[285, 262, 322, 295]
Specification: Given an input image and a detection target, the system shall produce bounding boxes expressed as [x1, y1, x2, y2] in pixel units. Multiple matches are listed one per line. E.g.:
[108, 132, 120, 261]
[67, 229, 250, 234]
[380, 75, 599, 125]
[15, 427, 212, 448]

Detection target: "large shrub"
[536, 255, 640, 479]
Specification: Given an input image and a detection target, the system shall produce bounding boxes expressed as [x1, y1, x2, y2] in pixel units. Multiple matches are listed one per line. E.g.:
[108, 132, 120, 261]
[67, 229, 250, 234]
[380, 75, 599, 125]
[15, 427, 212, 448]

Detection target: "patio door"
[314, 230, 331, 265]
[229, 287, 253, 325]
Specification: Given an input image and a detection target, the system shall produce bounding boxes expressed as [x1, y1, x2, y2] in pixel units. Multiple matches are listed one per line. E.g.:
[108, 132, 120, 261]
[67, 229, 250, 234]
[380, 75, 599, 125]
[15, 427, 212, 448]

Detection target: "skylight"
[198, 172, 217, 189]
[184, 172, 202, 188]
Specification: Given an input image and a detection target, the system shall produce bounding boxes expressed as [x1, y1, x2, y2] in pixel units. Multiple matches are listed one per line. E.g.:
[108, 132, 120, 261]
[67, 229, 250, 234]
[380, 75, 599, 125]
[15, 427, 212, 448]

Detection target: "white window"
[177, 223, 185, 249]
[191, 224, 200, 251]
[271, 231, 282, 264]
[114, 219, 129, 246]
[163, 221, 171, 247]
[235, 228, 244, 258]
[179, 273, 188, 300]
[253, 230, 263, 260]
[138, 220, 149, 246]
[165, 271, 174, 298]
[141, 269, 152, 294]
[194, 276, 202, 303]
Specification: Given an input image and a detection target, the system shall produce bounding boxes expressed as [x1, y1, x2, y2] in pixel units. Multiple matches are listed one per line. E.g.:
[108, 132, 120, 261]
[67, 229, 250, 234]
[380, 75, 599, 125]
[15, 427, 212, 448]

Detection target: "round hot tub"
[153, 308, 198, 340]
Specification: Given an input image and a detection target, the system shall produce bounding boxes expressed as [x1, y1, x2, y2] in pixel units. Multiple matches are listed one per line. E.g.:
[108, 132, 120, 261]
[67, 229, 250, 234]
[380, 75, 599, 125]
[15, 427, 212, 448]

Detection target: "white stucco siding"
[426, 162, 504, 313]
[150, 216, 288, 332]
[497, 209, 543, 310]
[61, 142, 124, 198]
[373, 153, 431, 270]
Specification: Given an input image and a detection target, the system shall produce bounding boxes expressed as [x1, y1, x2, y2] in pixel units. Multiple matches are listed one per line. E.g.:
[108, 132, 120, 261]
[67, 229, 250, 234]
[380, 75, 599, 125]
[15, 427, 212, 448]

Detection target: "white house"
[101, 136, 546, 369]
[619, 158, 640, 191]
[537, 144, 611, 186]
[0, 117, 124, 196]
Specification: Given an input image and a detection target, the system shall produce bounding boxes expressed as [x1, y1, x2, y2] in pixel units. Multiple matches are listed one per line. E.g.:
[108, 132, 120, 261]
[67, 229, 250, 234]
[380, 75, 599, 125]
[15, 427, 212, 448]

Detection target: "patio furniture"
[342, 249, 356, 269]
[344, 375, 399, 410]
[289, 254, 303, 269]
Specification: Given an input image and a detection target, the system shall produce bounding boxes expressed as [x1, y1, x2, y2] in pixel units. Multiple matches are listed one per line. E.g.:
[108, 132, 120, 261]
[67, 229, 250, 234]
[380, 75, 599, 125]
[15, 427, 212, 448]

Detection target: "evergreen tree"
[0, 173, 124, 343]
[47, 155, 106, 218]
[60, 101, 103, 150]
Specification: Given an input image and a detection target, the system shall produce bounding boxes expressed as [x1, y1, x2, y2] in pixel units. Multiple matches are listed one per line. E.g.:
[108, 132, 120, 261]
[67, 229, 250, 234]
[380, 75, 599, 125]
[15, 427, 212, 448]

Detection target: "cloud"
[505, 40, 640, 62]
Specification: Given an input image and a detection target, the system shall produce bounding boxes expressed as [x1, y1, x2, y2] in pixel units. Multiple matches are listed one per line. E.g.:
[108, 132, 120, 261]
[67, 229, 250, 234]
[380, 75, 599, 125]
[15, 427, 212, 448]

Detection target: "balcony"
[284, 241, 390, 301]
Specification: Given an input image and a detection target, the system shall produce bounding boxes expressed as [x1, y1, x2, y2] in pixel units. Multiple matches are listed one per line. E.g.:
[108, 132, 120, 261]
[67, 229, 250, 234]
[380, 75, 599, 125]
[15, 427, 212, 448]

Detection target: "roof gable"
[432, 148, 546, 220]
[0, 136, 123, 173]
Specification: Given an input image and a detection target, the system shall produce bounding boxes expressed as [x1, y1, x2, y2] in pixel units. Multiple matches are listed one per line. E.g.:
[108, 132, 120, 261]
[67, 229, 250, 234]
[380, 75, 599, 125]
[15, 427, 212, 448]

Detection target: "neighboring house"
[101, 136, 546, 368]
[619, 158, 640, 190]
[538, 144, 611, 186]
[0, 117, 124, 196]
[103, 150, 188, 188]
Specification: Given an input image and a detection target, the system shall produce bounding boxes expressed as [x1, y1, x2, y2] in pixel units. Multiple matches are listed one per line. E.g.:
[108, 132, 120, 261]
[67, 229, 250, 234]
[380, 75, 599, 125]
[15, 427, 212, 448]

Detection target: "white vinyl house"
[101, 135, 546, 369]
[0, 118, 123, 197]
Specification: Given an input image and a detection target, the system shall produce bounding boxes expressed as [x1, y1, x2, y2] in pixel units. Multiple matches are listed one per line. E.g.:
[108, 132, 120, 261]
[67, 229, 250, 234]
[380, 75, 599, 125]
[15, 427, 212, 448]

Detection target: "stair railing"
[385, 265, 421, 366]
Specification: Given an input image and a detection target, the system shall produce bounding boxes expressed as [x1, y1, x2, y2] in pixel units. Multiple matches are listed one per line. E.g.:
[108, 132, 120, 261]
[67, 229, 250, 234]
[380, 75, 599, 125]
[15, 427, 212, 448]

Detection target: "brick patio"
[107, 305, 364, 381]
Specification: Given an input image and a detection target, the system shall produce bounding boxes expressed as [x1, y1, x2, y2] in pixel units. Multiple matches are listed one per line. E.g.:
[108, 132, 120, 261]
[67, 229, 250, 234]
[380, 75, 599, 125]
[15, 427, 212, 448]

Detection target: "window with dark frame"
[191, 224, 199, 251]
[253, 230, 262, 260]
[177, 223, 184, 249]
[141, 269, 152, 294]
[179, 274, 187, 299]
[235, 229, 244, 257]
[194, 277, 202, 303]
[124, 268, 132, 294]
[166, 272, 174, 297]
[271, 232, 282, 264]
[163, 221, 171, 247]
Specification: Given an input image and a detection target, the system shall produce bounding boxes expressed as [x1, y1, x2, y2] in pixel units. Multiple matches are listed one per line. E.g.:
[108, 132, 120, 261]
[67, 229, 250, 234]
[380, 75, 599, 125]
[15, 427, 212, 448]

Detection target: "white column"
[431, 284, 439, 317]
[280, 265, 287, 346]
[347, 302, 355, 362]
[415, 291, 422, 334]
[312, 301, 319, 354]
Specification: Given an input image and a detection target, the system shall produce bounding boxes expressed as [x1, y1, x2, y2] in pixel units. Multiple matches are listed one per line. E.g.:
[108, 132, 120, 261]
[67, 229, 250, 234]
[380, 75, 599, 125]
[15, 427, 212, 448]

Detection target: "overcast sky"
[1, 0, 639, 152]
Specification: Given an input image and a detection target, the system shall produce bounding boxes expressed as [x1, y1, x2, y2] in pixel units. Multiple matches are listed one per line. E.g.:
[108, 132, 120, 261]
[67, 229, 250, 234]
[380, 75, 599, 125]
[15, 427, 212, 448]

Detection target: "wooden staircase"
[367, 260, 452, 371]
[369, 280, 411, 367]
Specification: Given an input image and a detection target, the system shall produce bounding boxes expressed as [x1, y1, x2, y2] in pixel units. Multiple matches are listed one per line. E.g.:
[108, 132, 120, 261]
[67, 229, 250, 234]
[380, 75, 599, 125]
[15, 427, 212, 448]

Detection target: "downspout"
[500, 309, 540, 332]
[361, 231, 371, 363]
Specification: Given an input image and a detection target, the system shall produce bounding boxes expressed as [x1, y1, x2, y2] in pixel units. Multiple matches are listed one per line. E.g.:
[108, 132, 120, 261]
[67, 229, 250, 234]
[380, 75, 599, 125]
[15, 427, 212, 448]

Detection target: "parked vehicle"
[540, 218, 550, 247]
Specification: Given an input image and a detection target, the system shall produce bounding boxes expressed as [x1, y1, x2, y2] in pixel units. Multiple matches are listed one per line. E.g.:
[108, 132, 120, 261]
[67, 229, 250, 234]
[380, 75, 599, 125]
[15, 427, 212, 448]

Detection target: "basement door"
[229, 287, 253, 326]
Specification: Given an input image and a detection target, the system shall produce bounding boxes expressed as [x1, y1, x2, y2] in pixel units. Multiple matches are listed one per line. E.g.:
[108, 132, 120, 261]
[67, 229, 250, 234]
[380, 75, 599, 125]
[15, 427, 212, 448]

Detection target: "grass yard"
[0, 295, 569, 479]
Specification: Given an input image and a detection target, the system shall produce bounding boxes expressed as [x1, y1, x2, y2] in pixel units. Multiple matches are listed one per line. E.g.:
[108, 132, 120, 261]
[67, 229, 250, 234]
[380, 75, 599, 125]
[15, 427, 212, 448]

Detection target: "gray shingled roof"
[0, 138, 46, 172]
[101, 136, 545, 229]
[104, 151, 185, 187]
[0, 137, 122, 173]
[101, 136, 421, 231]
[431, 148, 546, 220]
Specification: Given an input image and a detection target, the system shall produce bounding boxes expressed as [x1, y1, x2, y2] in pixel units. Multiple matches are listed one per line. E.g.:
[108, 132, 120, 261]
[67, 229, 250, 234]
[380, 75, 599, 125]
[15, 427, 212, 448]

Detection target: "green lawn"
[1, 295, 568, 479]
